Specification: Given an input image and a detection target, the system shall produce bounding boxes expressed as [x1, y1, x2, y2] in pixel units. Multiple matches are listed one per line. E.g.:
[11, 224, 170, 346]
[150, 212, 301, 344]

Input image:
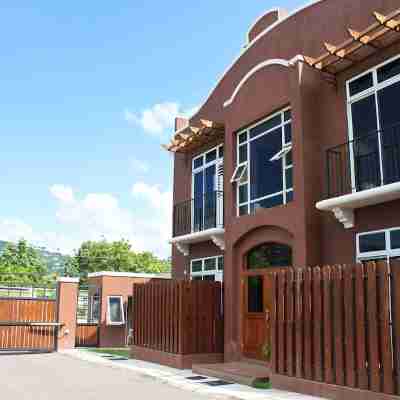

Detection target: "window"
[190, 256, 224, 282]
[89, 293, 100, 323]
[248, 276, 263, 313]
[234, 107, 293, 216]
[107, 296, 125, 325]
[357, 227, 400, 261]
[192, 144, 224, 232]
[247, 243, 292, 269]
[347, 55, 400, 192]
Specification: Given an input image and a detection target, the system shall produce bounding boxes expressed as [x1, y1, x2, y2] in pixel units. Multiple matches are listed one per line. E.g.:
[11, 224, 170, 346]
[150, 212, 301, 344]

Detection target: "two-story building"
[165, 0, 400, 363]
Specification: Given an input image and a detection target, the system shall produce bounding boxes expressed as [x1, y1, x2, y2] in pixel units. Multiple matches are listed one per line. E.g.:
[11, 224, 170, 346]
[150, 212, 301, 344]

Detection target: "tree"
[74, 239, 170, 279]
[0, 239, 48, 284]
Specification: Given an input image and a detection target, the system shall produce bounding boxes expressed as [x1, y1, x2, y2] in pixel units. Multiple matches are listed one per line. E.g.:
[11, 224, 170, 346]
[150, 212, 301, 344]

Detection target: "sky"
[0, 0, 307, 259]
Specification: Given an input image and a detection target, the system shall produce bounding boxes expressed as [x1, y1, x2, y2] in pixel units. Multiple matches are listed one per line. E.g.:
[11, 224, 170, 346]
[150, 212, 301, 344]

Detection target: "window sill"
[316, 181, 400, 228]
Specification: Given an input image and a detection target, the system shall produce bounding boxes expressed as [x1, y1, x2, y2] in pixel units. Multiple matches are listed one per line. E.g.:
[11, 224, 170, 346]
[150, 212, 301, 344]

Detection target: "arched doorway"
[242, 242, 292, 360]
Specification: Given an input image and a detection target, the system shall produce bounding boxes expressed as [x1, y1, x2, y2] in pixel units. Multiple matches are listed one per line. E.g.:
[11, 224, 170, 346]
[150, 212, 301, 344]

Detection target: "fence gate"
[75, 285, 100, 347]
[0, 283, 58, 352]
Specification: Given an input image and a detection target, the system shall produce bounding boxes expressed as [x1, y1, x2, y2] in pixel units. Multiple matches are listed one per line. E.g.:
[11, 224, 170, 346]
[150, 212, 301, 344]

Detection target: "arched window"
[247, 243, 292, 270]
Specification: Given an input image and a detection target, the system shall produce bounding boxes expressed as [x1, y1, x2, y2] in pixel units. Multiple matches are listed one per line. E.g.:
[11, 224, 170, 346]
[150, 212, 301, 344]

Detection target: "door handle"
[265, 309, 270, 322]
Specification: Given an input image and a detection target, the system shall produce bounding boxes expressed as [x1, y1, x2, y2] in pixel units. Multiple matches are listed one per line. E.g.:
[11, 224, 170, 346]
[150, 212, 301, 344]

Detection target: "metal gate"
[0, 283, 59, 352]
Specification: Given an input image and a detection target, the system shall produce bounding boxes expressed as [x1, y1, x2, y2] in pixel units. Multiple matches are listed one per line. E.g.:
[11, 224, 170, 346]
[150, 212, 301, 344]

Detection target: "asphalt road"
[0, 352, 215, 400]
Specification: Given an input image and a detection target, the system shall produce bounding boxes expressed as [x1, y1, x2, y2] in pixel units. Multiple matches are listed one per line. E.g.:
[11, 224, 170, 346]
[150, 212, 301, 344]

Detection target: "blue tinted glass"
[239, 184, 248, 204]
[359, 232, 386, 253]
[238, 132, 247, 144]
[378, 58, 400, 83]
[391, 230, 400, 249]
[286, 168, 293, 189]
[193, 156, 203, 169]
[193, 171, 204, 231]
[239, 144, 247, 163]
[250, 115, 281, 138]
[286, 150, 293, 166]
[284, 110, 291, 121]
[250, 128, 283, 200]
[250, 195, 283, 213]
[205, 165, 216, 193]
[284, 124, 292, 143]
[286, 190, 294, 203]
[349, 73, 373, 97]
[218, 146, 224, 158]
[206, 150, 217, 163]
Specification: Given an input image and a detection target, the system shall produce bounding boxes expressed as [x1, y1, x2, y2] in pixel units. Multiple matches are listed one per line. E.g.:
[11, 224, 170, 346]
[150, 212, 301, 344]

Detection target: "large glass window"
[357, 227, 400, 261]
[192, 144, 224, 232]
[247, 243, 292, 269]
[233, 108, 293, 216]
[107, 296, 125, 325]
[347, 56, 400, 192]
[190, 256, 224, 282]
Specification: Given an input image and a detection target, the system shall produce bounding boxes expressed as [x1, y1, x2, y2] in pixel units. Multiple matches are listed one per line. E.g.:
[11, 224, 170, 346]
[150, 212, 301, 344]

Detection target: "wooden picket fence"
[133, 280, 223, 355]
[269, 260, 400, 395]
[75, 323, 99, 347]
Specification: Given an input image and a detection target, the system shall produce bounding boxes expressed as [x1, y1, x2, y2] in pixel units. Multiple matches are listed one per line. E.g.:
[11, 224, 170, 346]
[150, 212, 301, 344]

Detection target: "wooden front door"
[241, 243, 292, 360]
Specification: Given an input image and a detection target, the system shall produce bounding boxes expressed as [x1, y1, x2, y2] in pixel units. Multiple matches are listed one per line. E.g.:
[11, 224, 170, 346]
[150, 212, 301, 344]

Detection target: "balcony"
[171, 191, 224, 255]
[316, 124, 400, 228]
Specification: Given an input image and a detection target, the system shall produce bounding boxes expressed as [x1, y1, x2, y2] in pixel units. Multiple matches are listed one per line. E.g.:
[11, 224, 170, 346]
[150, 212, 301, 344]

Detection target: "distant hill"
[0, 240, 68, 275]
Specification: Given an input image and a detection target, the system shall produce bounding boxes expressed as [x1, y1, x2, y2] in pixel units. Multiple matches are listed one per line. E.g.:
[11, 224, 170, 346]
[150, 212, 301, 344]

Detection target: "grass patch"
[88, 348, 129, 358]
[252, 378, 272, 390]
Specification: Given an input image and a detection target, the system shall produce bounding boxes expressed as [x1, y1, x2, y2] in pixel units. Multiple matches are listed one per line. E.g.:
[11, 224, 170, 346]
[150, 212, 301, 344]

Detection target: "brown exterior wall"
[170, 0, 400, 363]
[88, 275, 154, 348]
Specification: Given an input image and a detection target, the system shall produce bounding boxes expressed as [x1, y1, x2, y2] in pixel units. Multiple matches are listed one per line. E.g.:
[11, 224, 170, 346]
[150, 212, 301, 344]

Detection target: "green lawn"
[87, 348, 130, 358]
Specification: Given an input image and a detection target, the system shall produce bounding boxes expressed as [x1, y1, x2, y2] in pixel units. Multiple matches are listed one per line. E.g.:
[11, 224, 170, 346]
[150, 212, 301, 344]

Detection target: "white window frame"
[356, 227, 400, 261]
[106, 295, 125, 326]
[89, 293, 100, 323]
[235, 107, 293, 216]
[190, 256, 224, 282]
[346, 54, 400, 192]
[192, 144, 224, 232]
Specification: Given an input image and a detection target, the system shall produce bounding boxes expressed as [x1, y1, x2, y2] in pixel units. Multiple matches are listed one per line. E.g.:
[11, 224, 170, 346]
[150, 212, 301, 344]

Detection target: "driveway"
[0, 353, 215, 400]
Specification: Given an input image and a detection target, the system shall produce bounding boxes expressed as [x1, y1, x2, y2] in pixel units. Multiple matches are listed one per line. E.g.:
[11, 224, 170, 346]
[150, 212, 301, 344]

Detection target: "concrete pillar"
[56, 277, 79, 350]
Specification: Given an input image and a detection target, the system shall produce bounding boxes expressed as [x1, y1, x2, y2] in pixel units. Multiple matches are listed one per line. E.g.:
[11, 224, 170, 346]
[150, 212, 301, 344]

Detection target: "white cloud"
[125, 102, 199, 137]
[49, 184, 75, 203]
[130, 157, 149, 173]
[0, 183, 173, 258]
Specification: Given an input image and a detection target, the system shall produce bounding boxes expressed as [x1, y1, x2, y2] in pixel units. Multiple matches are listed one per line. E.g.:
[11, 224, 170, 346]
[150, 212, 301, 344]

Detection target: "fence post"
[56, 277, 79, 350]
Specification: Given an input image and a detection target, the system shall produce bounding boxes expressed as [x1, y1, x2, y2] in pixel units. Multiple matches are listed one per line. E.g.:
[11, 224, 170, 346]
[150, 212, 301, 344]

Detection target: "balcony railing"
[173, 191, 224, 237]
[326, 123, 400, 198]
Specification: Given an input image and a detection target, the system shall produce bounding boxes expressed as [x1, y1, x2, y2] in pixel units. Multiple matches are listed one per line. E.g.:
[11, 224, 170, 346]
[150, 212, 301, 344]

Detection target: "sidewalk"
[62, 349, 324, 400]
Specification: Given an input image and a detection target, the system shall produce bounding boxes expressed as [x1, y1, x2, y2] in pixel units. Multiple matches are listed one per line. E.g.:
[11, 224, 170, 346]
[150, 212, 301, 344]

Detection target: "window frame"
[235, 107, 293, 216]
[190, 255, 224, 282]
[356, 227, 400, 261]
[346, 54, 400, 192]
[192, 144, 224, 232]
[106, 295, 125, 326]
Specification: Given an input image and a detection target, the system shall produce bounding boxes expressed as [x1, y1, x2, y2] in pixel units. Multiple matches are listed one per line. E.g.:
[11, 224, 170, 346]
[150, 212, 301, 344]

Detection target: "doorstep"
[192, 361, 271, 386]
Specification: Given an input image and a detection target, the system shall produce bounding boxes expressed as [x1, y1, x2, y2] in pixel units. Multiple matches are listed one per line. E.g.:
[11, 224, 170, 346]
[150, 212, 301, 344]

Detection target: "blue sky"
[0, 0, 306, 258]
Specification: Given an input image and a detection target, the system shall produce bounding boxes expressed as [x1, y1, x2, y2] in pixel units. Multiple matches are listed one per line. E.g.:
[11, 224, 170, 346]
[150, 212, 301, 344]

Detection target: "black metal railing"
[173, 191, 224, 237]
[326, 123, 400, 198]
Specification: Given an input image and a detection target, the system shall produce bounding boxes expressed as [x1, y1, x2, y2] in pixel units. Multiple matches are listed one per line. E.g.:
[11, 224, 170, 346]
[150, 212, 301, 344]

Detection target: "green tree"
[74, 239, 170, 279]
[0, 239, 48, 284]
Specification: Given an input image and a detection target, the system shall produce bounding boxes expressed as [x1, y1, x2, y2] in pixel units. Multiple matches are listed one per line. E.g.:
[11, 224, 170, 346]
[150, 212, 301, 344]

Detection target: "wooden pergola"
[304, 7, 400, 75]
[163, 119, 224, 153]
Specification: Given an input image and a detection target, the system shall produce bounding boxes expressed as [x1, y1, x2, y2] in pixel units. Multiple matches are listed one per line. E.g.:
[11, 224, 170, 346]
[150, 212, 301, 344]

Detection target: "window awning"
[304, 7, 400, 75]
[163, 119, 224, 153]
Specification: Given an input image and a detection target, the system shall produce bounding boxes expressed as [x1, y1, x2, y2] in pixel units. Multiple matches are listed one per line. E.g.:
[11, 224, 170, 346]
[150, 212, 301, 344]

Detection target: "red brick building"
[165, 0, 400, 363]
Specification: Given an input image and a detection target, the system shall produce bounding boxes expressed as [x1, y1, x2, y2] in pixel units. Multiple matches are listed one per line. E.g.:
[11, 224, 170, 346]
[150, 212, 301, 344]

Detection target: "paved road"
[0, 353, 215, 400]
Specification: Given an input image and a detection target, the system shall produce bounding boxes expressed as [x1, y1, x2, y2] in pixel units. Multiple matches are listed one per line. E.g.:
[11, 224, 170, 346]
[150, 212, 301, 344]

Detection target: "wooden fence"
[0, 298, 57, 351]
[269, 260, 400, 396]
[133, 280, 223, 355]
[75, 323, 99, 347]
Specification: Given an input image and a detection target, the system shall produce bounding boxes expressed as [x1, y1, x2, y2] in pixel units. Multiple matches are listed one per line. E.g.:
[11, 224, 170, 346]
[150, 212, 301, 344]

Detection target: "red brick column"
[56, 277, 79, 350]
